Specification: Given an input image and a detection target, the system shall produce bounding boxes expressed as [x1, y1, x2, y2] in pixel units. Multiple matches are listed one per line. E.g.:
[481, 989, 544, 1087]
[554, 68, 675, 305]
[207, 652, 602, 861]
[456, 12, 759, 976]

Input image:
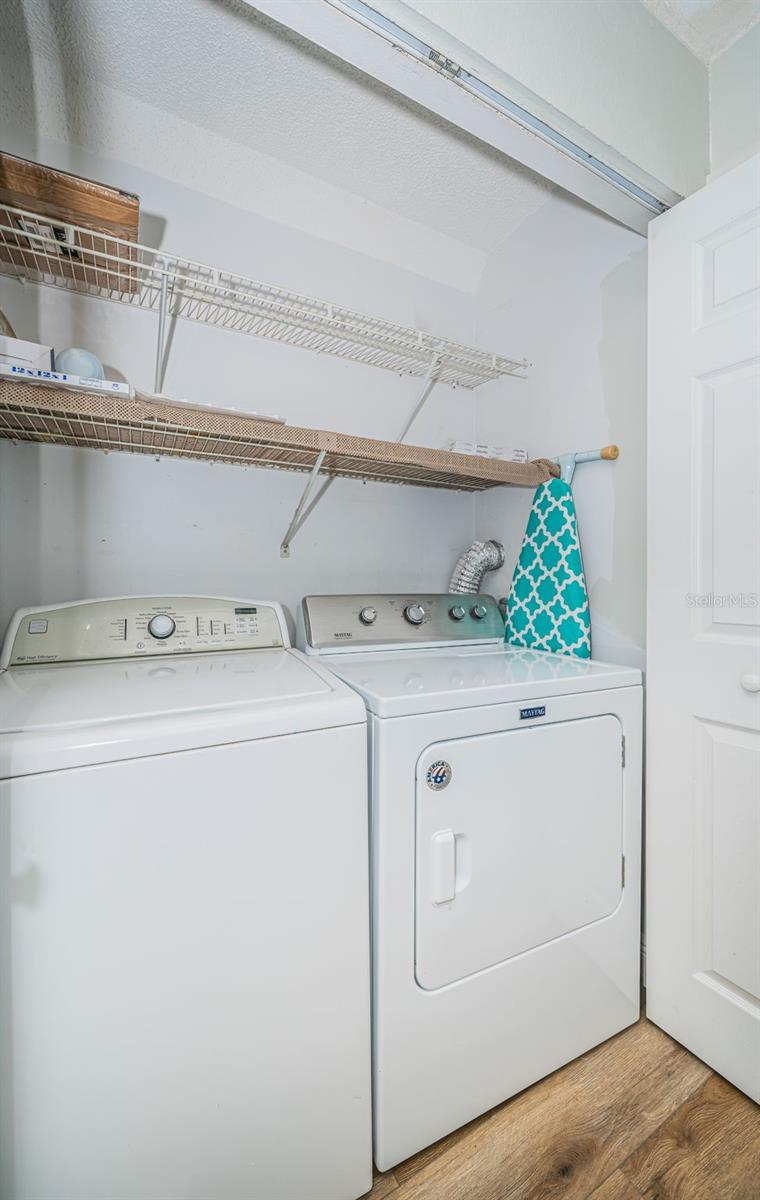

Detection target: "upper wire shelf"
[0, 205, 528, 390]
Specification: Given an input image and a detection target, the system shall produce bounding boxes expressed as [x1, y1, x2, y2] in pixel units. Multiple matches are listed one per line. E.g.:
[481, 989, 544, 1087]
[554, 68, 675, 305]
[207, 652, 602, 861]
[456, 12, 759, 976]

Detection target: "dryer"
[0, 597, 372, 1200]
[299, 592, 642, 1170]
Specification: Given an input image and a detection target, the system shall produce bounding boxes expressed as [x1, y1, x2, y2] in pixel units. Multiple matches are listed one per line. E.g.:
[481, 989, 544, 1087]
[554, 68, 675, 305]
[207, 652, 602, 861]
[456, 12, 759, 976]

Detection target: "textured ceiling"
[640, 0, 760, 62]
[12, 0, 554, 255]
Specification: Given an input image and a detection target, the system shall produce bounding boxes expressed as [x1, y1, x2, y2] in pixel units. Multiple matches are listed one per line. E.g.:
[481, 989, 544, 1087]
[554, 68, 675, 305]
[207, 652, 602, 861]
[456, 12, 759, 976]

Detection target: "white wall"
[376, 0, 709, 198]
[710, 22, 760, 178]
[473, 195, 648, 668]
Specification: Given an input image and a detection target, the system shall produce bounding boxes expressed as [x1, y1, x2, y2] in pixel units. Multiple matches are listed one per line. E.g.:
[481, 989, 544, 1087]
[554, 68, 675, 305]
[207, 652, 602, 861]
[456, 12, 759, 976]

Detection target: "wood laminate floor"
[364, 1017, 760, 1200]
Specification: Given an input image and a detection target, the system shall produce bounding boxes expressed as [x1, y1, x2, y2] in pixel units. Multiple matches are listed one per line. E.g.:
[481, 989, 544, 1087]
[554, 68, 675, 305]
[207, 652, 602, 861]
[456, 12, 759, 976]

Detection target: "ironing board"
[505, 475, 592, 658]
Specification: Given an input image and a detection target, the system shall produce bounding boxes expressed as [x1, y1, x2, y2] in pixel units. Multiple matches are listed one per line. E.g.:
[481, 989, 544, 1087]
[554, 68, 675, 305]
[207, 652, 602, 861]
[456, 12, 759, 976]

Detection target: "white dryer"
[299, 593, 642, 1170]
[0, 597, 371, 1200]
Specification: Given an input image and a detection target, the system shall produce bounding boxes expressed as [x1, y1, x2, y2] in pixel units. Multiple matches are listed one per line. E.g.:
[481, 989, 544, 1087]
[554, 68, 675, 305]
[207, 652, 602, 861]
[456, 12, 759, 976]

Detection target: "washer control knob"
[470, 603, 488, 621]
[404, 603, 426, 626]
[449, 605, 466, 621]
[359, 606, 378, 625]
[147, 614, 176, 640]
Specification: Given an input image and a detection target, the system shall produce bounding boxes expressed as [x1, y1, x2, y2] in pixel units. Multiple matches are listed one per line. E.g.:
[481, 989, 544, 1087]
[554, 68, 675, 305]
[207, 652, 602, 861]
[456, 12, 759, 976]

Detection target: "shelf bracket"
[278, 352, 443, 558]
[153, 256, 170, 393]
[397, 352, 443, 443]
[280, 450, 327, 558]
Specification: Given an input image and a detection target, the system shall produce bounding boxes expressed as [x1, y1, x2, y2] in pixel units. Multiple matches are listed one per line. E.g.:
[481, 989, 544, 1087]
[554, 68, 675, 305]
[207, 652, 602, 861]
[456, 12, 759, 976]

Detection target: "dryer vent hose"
[448, 540, 505, 595]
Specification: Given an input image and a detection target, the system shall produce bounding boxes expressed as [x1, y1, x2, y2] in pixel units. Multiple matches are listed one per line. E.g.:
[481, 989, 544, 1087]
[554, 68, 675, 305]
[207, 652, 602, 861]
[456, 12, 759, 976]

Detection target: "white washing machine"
[0, 596, 372, 1200]
[298, 592, 643, 1170]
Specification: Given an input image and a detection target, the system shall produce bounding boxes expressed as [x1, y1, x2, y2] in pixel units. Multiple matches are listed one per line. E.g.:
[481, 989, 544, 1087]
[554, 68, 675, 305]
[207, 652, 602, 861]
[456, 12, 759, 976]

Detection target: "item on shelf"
[0, 363, 130, 396]
[443, 440, 528, 461]
[0, 153, 140, 292]
[0, 336, 54, 371]
[54, 347, 104, 380]
[134, 390, 286, 426]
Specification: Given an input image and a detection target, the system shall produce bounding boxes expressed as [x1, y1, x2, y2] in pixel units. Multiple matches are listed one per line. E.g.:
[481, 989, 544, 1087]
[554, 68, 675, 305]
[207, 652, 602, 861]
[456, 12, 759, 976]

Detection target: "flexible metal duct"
[449, 540, 505, 594]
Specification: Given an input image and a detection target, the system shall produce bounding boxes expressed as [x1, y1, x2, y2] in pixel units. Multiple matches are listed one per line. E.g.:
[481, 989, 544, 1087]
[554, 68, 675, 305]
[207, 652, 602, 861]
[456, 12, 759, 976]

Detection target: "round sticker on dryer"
[426, 760, 452, 790]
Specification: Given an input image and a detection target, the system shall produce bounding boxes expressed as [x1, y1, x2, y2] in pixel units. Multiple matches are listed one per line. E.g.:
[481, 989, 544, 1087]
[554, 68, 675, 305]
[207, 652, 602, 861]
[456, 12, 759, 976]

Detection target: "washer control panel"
[300, 593, 503, 653]
[1, 597, 288, 666]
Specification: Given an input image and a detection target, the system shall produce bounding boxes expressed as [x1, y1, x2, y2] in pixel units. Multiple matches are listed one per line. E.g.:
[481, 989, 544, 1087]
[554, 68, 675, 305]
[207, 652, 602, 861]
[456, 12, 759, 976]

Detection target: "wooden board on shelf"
[0, 154, 140, 293]
[0, 154, 139, 237]
[0, 378, 558, 493]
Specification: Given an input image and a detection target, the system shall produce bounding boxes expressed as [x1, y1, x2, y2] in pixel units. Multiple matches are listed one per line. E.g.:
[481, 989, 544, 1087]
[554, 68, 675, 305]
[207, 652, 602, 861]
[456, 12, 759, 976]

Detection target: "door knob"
[740, 673, 760, 693]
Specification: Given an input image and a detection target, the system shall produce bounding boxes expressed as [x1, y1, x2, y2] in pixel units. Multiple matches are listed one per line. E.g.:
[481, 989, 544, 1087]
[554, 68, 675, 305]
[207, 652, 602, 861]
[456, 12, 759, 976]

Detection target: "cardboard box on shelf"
[0, 335, 54, 371]
[0, 363, 130, 395]
[443, 439, 528, 462]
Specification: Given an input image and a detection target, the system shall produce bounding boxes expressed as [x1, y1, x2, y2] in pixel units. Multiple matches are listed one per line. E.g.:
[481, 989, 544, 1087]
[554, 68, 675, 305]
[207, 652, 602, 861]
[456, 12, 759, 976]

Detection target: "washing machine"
[0, 596, 372, 1200]
[298, 592, 642, 1170]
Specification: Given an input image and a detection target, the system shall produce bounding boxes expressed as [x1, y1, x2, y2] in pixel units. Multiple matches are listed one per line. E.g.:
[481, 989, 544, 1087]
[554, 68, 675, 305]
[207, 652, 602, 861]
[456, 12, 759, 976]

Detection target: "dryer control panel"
[1, 597, 288, 666]
[299, 593, 504, 653]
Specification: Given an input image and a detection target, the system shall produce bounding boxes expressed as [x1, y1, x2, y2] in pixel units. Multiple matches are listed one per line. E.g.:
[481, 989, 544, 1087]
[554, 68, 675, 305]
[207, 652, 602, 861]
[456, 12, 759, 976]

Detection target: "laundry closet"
[0, 3, 647, 658]
[0, 2, 758, 1198]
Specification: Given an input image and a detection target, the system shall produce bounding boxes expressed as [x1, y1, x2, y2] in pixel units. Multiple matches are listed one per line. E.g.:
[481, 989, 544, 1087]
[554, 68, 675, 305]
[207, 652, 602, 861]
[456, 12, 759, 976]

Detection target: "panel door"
[415, 715, 624, 990]
[647, 152, 760, 1099]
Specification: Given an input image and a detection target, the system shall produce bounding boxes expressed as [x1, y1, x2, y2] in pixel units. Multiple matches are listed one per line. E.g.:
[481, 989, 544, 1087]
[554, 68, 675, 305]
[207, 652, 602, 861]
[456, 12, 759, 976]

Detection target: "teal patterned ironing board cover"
[505, 476, 591, 658]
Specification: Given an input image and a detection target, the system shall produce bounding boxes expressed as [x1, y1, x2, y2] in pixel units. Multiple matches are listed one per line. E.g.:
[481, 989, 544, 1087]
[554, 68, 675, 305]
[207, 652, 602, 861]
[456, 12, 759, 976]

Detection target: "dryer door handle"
[431, 830, 456, 904]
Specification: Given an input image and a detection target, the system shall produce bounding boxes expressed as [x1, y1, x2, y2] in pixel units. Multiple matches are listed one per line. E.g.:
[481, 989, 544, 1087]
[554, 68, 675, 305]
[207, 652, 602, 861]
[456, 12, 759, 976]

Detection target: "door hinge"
[621, 735, 626, 768]
[429, 49, 461, 77]
[621, 855, 626, 888]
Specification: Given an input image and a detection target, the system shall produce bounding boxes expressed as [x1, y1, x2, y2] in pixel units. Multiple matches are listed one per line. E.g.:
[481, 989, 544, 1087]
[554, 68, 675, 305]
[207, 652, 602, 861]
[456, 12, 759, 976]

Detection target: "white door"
[647, 152, 760, 1100]
[415, 716, 624, 991]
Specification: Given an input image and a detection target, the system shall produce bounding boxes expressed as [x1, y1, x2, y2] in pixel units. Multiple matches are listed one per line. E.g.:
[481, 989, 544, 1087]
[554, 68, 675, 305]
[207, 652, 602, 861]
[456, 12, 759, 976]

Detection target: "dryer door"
[415, 715, 624, 990]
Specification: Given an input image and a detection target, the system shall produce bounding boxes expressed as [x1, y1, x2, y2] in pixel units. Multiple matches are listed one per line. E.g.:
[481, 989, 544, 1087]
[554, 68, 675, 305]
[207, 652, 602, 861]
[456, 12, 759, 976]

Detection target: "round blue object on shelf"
[54, 347, 105, 380]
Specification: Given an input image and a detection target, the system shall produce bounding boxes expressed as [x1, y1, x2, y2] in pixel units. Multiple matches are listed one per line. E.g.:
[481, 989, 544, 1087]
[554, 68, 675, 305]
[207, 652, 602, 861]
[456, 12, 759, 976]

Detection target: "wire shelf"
[0, 205, 528, 389]
[0, 379, 556, 492]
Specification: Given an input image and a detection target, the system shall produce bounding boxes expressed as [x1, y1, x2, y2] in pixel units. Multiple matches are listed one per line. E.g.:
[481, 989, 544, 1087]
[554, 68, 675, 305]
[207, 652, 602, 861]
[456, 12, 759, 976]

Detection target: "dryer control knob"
[470, 604, 488, 621]
[359, 606, 378, 625]
[148, 614, 176, 640]
[449, 605, 466, 621]
[404, 603, 426, 626]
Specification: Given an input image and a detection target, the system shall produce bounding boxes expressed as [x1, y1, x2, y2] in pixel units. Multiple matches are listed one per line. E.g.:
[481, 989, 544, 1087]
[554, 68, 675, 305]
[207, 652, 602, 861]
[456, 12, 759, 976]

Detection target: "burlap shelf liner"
[0, 380, 559, 492]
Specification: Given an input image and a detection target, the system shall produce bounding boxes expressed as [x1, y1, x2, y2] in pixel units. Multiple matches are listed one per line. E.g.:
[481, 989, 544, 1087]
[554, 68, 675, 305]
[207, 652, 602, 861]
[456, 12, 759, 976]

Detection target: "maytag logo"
[333, 632, 353, 640]
[520, 705, 546, 720]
